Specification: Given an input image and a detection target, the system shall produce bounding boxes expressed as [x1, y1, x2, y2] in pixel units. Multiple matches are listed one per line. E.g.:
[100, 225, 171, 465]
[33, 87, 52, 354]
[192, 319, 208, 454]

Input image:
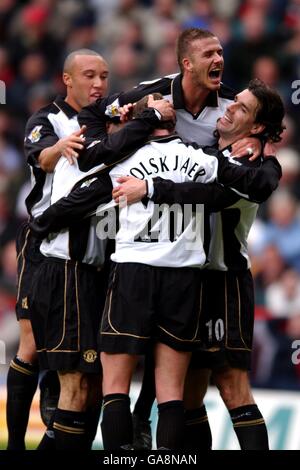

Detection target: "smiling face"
[183, 36, 224, 91]
[63, 54, 109, 111]
[217, 89, 265, 144]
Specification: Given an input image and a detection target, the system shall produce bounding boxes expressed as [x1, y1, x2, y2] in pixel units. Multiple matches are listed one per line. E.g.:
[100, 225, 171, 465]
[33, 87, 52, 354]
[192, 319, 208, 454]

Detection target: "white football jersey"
[110, 135, 219, 268]
[40, 146, 106, 266]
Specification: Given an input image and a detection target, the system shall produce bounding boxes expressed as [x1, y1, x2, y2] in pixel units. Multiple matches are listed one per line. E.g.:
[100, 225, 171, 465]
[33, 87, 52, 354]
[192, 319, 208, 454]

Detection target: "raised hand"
[112, 175, 147, 205]
[147, 95, 176, 123]
[231, 137, 262, 161]
[57, 125, 87, 164]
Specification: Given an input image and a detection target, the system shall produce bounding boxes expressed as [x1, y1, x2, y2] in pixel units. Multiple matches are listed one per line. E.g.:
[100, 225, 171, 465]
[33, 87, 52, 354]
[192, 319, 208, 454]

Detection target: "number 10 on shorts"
[205, 318, 225, 342]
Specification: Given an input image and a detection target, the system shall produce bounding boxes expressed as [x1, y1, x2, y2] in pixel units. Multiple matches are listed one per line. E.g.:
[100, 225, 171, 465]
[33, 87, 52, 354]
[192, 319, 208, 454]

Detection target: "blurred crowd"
[0, 0, 300, 390]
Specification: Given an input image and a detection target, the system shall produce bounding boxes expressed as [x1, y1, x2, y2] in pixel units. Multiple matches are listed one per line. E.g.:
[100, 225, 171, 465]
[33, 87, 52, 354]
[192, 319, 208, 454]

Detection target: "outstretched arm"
[78, 95, 175, 171]
[112, 155, 281, 207]
[29, 171, 112, 238]
[78, 109, 160, 171]
[112, 175, 240, 209]
[216, 154, 282, 202]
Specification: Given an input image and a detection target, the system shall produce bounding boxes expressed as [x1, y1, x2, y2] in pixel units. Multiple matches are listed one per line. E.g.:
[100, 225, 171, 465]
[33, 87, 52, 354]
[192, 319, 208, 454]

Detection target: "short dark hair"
[133, 93, 175, 130]
[63, 49, 106, 73]
[248, 78, 285, 143]
[176, 28, 216, 73]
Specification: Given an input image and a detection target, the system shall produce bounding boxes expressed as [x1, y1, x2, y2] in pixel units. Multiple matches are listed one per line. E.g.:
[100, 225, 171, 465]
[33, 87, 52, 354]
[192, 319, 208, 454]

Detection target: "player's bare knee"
[101, 352, 137, 395]
[17, 343, 37, 363]
[220, 388, 254, 409]
[19, 319, 36, 345]
[214, 368, 254, 409]
[58, 371, 89, 410]
[17, 320, 37, 362]
[102, 374, 131, 395]
[218, 384, 238, 409]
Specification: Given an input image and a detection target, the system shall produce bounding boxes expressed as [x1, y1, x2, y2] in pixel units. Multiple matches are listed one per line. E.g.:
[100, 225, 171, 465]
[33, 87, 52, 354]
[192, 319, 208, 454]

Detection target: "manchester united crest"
[83, 349, 97, 363]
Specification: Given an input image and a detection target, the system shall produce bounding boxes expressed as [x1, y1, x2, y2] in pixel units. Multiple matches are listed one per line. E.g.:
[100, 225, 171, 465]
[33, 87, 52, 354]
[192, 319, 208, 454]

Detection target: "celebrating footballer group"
[6, 27, 284, 452]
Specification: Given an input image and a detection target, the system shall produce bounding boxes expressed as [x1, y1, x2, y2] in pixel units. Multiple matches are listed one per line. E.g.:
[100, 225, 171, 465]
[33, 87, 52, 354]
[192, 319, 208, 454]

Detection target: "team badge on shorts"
[83, 349, 97, 363]
[28, 125, 42, 143]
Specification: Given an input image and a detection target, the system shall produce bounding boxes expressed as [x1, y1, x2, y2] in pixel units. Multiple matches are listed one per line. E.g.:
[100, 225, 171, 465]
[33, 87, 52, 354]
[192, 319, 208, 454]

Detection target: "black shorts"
[191, 269, 254, 370]
[30, 257, 107, 373]
[15, 221, 44, 320]
[99, 262, 204, 354]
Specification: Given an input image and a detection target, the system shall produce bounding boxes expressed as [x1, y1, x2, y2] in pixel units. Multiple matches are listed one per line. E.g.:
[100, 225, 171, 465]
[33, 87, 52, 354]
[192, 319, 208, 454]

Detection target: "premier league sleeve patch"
[105, 100, 120, 118]
[28, 125, 43, 143]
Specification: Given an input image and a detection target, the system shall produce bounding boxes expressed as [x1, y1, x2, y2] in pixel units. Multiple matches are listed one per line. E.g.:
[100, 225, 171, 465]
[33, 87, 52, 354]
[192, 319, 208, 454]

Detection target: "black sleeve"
[151, 178, 240, 208]
[87, 78, 172, 114]
[117, 78, 172, 105]
[78, 93, 120, 139]
[29, 172, 113, 238]
[77, 108, 161, 172]
[151, 153, 281, 206]
[24, 109, 58, 166]
[216, 155, 282, 203]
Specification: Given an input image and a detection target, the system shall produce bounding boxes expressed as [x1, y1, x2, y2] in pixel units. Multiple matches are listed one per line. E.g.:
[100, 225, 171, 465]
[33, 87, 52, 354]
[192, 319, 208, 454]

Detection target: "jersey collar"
[171, 74, 219, 114]
[54, 95, 78, 118]
[147, 133, 182, 144]
[220, 143, 232, 153]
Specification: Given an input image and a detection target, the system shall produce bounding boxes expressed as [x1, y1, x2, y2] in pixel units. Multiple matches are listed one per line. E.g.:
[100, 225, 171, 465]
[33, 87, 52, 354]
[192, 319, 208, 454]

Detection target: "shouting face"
[183, 36, 224, 91]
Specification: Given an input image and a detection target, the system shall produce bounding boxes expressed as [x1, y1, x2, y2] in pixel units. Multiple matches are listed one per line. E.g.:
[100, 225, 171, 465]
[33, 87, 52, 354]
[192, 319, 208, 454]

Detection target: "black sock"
[156, 400, 185, 450]
[133, 351, 156, 421]
[86, 402, 101, 449]
[101, 393, 132, 450]
[37, 413, 56, 450]
[6, 356, 39, 450]
[230, 404, 269, 450]
[53, 408, 87, 450]
[184, 405, 212, 450]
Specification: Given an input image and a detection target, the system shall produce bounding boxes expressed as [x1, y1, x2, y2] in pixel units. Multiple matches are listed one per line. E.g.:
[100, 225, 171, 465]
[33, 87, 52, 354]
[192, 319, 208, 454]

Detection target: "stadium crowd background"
[0, 0, 300, 398]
